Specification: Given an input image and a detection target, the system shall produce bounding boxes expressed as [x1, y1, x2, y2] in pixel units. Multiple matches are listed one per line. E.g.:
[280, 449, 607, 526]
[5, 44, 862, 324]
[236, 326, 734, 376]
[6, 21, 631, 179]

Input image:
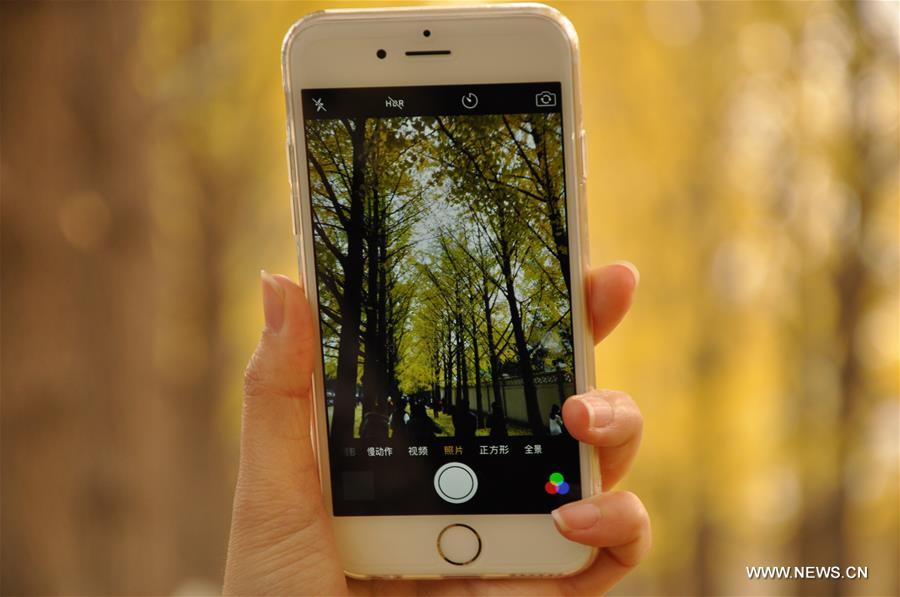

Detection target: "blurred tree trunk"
[1, 3, 164, 594]
[686, 205, 723, 597]
[0, 3, 230, 594]
[796, 4, 884, 595]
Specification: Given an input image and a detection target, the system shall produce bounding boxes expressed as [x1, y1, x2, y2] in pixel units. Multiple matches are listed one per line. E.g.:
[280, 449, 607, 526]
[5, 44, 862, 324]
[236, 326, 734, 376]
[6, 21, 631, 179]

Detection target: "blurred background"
[1, 1, 897, 595]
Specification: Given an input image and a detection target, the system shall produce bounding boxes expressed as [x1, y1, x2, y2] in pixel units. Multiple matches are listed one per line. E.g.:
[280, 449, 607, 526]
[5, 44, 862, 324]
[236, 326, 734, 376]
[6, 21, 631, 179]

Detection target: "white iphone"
[282, 3, 597, 579]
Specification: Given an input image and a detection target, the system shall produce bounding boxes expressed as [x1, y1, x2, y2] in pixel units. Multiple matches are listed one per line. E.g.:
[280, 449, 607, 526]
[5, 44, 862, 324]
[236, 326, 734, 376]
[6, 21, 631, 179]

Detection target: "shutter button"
[434, 462, 478, 504]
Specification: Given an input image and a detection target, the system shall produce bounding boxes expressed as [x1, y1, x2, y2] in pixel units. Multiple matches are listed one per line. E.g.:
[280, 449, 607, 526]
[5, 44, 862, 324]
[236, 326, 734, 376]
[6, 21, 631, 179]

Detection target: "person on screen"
[549, 403, 564, 436]
[407, 402, 443, 443]
[389, 397, 409, 440]
[359, 401, 389, 441]
[452, 398, 477, 438]
[488, 401, 507, 438]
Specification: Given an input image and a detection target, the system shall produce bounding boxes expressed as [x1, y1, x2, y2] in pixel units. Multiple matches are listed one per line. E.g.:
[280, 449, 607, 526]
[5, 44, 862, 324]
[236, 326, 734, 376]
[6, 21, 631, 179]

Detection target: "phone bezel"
[282, 3, 598, 579]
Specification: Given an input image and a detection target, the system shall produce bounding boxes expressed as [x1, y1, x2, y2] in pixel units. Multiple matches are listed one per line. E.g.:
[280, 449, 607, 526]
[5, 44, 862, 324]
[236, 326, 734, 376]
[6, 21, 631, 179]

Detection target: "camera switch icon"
[535, 91, 557, 108]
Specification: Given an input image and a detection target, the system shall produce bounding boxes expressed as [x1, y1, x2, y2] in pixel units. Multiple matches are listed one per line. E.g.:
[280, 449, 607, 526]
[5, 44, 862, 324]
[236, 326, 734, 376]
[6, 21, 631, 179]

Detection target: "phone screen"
[301, 82, 580, 515]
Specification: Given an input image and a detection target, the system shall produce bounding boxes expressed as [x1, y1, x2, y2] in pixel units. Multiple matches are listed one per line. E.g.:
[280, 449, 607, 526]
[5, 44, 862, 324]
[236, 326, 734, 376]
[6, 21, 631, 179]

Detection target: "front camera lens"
[376, 49, 387, 59]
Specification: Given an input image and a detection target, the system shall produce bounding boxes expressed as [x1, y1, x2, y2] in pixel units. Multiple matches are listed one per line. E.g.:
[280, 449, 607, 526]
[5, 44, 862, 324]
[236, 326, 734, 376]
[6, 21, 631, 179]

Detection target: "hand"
[224, 263, 649, 596]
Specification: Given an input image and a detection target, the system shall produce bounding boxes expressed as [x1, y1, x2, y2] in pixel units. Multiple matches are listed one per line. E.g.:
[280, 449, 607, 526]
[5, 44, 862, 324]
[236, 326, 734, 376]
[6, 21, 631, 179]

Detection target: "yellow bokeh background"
[1, 1, 897, 595]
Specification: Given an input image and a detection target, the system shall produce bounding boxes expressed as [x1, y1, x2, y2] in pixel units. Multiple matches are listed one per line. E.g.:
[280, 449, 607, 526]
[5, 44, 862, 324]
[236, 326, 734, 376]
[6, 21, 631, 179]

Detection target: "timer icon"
[461, 92, 479, 110]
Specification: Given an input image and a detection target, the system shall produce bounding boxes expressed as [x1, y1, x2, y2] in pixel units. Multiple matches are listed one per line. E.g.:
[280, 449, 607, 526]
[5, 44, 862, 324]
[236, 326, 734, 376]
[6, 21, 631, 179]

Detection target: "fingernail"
[552, 502, 601, 532]
[614, 260, 640, 288]
[261, 270, 285, 332]
[574, 392, 614, 429]
[275, 272, 304, 292]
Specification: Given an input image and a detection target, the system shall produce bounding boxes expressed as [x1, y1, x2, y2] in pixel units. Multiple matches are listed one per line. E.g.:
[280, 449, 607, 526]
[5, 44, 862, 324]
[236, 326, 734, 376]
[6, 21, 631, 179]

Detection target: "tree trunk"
[482, 283, 503, 414]
[498, 245, 543, 435]
[456, 322, 468, 406]
[470, 311, 484, 427]
[1, 3, 226, 593]
[361, 189, 380, 420]
[545, 197, 570, 296]
[796, 8, 881, 591]
[443, 327, 453, 413]
[530, 121, 570, 296]
[377, 214, 391, 404]
[332, 117, 367, 444]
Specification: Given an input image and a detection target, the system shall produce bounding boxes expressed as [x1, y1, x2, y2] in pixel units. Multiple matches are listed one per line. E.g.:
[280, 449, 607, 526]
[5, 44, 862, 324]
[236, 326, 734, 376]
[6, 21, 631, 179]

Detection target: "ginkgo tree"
[307, 112, 573, 440]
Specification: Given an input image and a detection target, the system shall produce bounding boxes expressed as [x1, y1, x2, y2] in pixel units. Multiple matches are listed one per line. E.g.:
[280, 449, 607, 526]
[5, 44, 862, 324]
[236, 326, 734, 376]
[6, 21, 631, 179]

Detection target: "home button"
[437, 524, 482, 566]
[434, 462, 478, 504]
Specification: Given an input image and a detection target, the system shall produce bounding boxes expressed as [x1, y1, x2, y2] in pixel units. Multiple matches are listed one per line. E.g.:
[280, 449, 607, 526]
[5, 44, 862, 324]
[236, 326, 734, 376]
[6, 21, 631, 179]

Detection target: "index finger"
[586, 262, 639, 344]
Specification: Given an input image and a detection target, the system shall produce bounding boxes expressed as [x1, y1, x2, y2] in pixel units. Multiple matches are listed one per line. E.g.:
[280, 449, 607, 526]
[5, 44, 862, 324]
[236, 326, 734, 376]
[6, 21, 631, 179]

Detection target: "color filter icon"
[544, 471, 570, 495]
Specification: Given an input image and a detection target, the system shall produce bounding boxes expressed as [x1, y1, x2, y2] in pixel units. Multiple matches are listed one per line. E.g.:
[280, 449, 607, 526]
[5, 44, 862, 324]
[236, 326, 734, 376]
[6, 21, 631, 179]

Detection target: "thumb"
[224, 271, 347, 596]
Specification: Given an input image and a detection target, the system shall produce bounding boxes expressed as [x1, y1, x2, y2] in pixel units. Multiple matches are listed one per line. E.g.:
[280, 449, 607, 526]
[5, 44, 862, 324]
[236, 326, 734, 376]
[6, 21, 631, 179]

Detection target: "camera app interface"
[301, 83, 580, 515]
